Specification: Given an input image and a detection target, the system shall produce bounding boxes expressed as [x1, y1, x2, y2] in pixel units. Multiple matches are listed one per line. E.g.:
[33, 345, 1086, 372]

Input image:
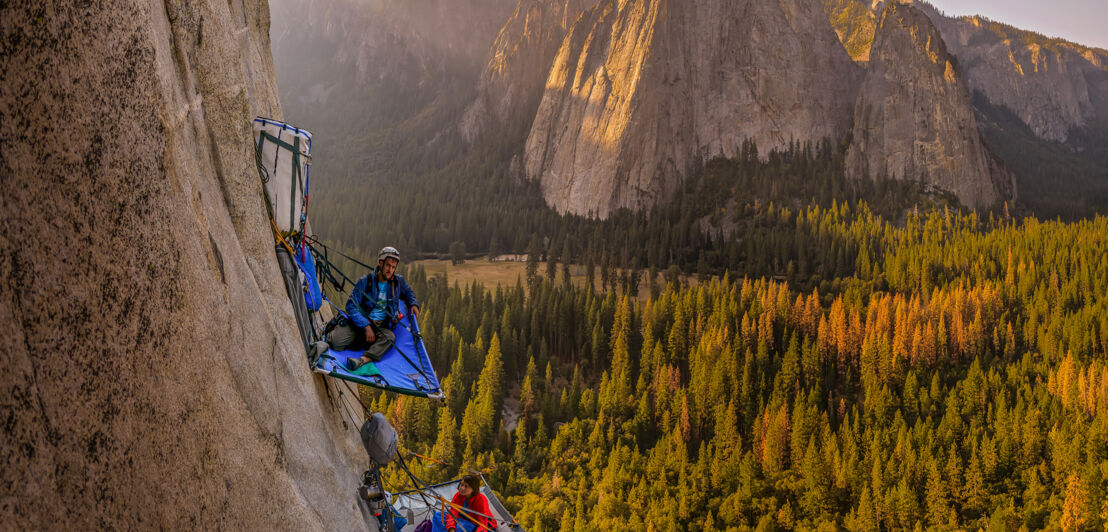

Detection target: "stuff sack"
[361, 412, 398, 466]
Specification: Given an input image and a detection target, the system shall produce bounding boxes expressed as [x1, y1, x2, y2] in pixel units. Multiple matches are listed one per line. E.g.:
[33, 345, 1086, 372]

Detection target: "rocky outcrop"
[846, 2, 1013, 208]
[1, 0, 373, 528]
[524, 0, 861, 218]
[914, 3, 1108, 143]
[461, 0, 600, 142]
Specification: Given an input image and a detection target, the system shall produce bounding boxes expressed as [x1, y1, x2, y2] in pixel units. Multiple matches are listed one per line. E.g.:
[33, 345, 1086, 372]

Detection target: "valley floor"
[412, 257, 703, 301]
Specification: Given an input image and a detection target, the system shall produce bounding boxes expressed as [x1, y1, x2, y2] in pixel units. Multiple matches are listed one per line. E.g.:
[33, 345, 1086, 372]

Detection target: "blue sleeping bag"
[293, 244, 323, 311]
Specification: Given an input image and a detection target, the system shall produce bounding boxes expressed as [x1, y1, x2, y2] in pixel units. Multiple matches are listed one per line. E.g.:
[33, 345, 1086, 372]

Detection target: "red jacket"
[444, 491, 495, 531]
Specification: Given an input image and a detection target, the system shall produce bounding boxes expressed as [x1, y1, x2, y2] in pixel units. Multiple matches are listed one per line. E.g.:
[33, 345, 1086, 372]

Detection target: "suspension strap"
[304, 234, 377, 272]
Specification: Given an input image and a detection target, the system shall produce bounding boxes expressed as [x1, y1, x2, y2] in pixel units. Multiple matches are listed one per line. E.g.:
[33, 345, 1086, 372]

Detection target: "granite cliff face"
[846, 3, 1013, 208]
[524, 0, 861, 218]
[1, 1, 373, 528]
[914, 3, 1108, 143]
[461, 0, 600, 143]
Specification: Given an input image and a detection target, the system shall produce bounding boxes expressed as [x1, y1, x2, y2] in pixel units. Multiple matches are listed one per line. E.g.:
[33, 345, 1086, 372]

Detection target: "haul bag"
[253, 117, 311, 234]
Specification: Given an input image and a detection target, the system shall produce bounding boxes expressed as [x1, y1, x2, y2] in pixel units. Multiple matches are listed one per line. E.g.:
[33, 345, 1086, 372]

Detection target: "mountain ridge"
[271, 0, 1108, 247]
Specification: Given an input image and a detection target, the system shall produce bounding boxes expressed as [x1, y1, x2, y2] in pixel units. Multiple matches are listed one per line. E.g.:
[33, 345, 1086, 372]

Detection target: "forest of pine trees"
[346, 200, 1108, 531]
[304, 132, 1108, 529]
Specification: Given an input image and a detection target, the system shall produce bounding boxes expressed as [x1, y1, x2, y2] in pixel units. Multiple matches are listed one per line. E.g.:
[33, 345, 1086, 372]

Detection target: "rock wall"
[523, 0, 861, 218]
[845, 2, 1013, 209]
[1, 1, 373, 528]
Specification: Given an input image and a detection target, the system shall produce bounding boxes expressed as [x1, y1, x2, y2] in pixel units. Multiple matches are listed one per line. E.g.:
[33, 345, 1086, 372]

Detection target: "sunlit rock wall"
[524, 0, 861, 218]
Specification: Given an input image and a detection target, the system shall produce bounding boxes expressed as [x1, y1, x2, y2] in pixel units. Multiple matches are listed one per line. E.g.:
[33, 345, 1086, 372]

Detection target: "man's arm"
[344, 276, 372, 330]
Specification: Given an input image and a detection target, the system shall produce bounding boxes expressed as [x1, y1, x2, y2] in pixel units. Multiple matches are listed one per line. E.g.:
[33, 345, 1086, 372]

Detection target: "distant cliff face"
[1, 1, 371, 528]
[272, 0, 517, 141]
[846, 3, 1013, 208]
[823, 1, 1108, 144]
[461, 0, 600, 143]
[915, 3, 1108, 143]
[267, 0, 1104, 220]
[524, 0, 861, 218]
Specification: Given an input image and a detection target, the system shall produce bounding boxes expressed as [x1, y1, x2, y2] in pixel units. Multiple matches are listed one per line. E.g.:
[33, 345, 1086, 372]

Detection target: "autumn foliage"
[367, 206, 1108, 531]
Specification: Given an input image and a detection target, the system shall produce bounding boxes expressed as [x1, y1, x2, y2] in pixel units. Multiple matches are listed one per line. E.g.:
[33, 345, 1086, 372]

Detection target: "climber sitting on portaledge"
[328, 246, 420, 373]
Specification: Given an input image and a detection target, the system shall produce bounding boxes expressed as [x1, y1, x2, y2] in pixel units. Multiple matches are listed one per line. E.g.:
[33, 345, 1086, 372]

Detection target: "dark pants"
[327, 322, 395, 361]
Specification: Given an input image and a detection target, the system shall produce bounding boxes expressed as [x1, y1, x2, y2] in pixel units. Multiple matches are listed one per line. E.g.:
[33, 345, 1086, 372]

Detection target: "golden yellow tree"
[1061, 472, 1087, 532]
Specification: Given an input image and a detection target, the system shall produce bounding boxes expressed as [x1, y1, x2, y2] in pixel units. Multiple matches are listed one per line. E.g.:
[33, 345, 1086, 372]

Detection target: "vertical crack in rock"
[208, 231, 226, 284]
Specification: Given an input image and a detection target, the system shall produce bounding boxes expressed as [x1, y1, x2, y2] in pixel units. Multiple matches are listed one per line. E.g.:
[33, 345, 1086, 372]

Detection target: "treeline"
[364, 203, 1108, 531]
[308, 136, 957, 287]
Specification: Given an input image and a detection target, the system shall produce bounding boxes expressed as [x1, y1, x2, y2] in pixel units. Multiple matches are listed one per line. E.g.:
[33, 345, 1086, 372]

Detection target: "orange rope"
[407, 451, 449, 466]
[270, 218, 298, 256]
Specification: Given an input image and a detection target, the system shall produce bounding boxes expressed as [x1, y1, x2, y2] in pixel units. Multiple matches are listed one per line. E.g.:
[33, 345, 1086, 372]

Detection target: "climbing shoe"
[346, 357, 364, 371]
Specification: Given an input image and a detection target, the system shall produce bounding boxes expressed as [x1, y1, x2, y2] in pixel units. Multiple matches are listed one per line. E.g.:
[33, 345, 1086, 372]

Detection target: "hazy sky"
[926, 0, 1108, 50]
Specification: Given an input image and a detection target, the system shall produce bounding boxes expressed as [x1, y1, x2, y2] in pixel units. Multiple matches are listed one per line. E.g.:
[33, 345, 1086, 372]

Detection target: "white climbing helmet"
[378, 246, 400, 262]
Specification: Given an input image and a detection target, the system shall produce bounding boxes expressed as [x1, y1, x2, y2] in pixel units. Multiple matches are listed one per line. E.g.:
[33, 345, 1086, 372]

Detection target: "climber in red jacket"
[433, 475, 496, 532]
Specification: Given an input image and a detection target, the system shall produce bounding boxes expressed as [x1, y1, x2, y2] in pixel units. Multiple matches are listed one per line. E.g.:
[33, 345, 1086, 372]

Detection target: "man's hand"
[365, 326, 376, 343]
[411, 306, 420, 319]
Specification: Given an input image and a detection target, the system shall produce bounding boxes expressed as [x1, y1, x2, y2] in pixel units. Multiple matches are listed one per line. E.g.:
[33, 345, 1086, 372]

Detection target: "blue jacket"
[345, 269, 419, 330]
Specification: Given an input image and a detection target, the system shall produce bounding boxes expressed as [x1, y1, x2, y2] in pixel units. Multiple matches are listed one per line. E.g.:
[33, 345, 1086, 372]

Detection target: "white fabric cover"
[253, 118, 311, 233]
